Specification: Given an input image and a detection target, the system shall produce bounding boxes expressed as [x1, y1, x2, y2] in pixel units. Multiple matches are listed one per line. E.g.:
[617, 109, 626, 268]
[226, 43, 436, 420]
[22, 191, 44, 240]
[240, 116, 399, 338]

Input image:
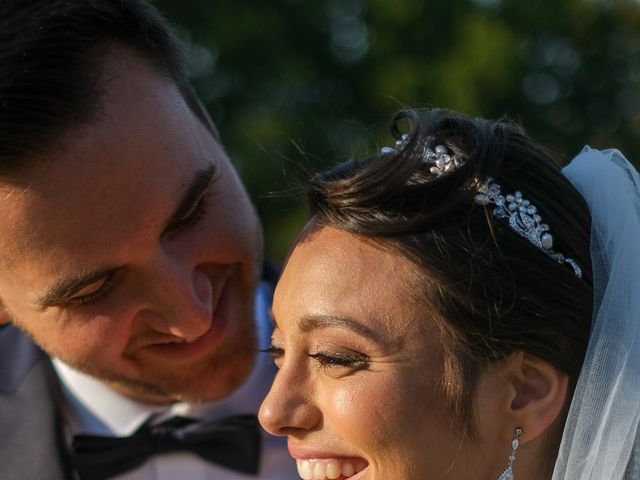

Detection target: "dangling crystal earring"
[497, 427, 523, 480]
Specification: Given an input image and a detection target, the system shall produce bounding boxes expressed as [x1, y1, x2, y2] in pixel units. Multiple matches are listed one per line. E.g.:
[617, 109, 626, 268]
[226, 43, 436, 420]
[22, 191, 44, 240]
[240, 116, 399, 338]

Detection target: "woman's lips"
[288, 444, 369, 480]
[295, 458, 368, 480]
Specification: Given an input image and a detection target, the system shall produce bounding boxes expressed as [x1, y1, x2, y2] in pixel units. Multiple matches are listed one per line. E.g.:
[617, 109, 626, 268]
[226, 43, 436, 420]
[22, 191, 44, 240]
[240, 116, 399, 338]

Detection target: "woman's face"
[259, 225, 504, 480]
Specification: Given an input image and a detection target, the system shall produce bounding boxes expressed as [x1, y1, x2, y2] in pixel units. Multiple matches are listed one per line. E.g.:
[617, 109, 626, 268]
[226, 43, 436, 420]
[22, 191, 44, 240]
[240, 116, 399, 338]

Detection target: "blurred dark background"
[153, 0, 640, 263]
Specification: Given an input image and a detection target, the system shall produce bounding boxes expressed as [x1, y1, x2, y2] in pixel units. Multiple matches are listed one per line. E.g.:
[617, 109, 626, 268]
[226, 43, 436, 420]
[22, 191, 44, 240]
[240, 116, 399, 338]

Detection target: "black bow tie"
[71, 414, 262, 480]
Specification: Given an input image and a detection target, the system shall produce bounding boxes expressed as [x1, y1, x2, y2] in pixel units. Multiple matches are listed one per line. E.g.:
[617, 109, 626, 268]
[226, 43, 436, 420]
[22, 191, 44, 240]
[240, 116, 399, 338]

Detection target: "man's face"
[0, 49, 263, 403]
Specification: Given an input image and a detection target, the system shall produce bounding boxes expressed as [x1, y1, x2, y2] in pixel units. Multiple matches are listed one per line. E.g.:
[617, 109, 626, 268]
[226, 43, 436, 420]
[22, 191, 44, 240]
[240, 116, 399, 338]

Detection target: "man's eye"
[67, 275, 117, 305]
[169, 193, 209, 233]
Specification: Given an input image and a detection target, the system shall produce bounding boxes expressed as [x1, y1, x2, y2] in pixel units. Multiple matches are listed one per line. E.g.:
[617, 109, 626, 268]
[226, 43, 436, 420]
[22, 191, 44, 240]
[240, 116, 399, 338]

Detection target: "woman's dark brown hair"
[307, 109, 594, 434]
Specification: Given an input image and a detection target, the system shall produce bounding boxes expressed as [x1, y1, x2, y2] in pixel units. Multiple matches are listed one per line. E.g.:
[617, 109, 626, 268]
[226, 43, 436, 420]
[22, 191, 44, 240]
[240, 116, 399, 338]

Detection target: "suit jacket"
[0, 325, 74, 479]
[0, 263, 280, 480]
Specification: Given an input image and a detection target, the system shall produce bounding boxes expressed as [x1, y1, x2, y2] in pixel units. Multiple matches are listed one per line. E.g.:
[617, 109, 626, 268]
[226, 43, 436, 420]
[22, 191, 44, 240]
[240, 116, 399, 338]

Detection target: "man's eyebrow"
[163, 164, 217, 233]
[36, 266, 122, 307]
[298, 314, 382, 343]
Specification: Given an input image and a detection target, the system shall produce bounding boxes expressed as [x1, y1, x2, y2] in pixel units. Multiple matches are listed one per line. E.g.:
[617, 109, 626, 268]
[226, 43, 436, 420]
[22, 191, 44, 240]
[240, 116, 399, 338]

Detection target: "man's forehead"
[0, 48, 220, 292]
[0, 161, 192, 298]
[0, 180, 42, 268]
[0, 180, 80, 280]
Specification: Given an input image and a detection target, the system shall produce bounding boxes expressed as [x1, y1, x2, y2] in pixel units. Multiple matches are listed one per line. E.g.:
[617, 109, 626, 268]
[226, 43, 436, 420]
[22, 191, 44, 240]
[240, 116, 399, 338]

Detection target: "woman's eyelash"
[259, 345, 285, 368]
[308, 352, 369, 369]
[260, 345, 284, 358]
[259, 345, 369, 371]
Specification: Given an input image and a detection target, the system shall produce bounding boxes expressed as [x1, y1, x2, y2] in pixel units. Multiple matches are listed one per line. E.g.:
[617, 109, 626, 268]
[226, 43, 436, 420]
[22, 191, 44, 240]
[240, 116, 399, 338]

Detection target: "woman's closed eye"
[308, 351, 370, 371]
[261, 345, 369, 371]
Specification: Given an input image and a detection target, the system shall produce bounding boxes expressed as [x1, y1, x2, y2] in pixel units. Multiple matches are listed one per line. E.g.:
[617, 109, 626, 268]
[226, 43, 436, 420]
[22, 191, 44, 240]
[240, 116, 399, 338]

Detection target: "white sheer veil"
[552, 147, 640, 479]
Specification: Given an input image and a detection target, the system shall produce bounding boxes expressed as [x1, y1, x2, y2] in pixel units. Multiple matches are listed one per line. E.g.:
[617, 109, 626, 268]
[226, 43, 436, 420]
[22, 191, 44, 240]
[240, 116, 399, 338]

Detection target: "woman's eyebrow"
[297, 314, 382, 342]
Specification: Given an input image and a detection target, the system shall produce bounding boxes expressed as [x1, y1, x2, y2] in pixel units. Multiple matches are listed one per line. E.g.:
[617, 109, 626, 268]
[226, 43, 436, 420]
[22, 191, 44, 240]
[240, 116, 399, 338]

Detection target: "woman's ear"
[501, 351, 569, 443]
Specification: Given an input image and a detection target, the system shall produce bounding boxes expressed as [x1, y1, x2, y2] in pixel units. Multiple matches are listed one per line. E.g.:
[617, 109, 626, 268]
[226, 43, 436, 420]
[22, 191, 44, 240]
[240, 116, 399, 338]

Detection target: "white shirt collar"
[53, 281, 274, 437]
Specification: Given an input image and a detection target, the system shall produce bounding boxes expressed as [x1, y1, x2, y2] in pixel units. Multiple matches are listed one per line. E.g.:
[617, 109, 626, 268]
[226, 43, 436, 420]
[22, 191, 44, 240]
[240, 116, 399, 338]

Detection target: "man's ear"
[501, 351, 569, 444]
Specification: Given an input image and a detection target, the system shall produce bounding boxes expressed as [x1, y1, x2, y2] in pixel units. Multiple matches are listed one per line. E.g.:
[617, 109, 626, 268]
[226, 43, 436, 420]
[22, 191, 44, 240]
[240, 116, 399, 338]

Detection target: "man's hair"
[307, 109, 594, 436]
[0, 0, 212, 175]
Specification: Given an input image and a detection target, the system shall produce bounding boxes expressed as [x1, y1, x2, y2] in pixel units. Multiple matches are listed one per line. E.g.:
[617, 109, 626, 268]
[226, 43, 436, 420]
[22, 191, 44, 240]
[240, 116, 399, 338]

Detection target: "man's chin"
[64, 346, 258, 405]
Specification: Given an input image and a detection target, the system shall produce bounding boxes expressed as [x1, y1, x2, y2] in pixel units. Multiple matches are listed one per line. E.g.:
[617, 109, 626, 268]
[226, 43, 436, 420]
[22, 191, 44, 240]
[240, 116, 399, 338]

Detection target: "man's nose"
[258, 362, 320, 436]
[136, 252, 214, 340]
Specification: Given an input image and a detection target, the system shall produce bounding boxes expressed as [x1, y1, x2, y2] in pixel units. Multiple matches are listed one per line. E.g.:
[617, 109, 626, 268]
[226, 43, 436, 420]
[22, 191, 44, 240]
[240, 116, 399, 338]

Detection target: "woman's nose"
[258, 364, 321, 436]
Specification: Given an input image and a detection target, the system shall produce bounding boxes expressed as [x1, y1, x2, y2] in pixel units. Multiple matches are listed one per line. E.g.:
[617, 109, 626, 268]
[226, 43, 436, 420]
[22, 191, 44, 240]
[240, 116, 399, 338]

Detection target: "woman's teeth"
[296, 459, 367, 480]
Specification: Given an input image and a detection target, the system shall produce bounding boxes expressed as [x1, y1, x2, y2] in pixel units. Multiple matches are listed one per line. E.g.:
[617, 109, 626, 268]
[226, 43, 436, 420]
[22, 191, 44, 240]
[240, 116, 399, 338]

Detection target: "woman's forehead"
[274, 226, 431, 336]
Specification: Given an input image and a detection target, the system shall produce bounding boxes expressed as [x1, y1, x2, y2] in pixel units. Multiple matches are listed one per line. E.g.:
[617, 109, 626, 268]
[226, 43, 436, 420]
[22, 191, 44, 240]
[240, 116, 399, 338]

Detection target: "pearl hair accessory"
[379, 136, 583, 278]
[380, 134, 465, 176]
[475, 178, 582, 278]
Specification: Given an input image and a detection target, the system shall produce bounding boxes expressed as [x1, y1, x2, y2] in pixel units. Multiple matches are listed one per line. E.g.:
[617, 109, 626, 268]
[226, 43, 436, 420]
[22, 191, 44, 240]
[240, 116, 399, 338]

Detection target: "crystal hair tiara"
[380, 136, 583, 278]
[474, 179, 582, 278]
[381, 134, 465, 176]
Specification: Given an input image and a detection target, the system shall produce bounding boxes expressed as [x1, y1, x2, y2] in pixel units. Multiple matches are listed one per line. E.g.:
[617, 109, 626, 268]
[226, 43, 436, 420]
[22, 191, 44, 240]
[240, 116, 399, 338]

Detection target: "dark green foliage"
[152, 0, 640, 261]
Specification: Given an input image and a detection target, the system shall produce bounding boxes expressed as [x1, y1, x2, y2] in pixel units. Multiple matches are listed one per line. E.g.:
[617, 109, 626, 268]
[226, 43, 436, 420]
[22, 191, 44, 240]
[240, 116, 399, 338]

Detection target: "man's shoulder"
[0, 326, 72, 478]
[0, 324, 48, 394]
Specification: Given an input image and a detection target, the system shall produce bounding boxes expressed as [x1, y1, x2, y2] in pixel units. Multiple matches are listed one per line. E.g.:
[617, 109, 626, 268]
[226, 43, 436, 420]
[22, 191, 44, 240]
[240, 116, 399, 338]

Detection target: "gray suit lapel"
[0, 327, 73, 479]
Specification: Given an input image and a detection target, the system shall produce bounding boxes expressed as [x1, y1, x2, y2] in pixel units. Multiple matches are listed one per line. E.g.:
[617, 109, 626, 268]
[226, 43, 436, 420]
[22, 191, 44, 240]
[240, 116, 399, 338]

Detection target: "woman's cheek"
[326, 375, 394, 439]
